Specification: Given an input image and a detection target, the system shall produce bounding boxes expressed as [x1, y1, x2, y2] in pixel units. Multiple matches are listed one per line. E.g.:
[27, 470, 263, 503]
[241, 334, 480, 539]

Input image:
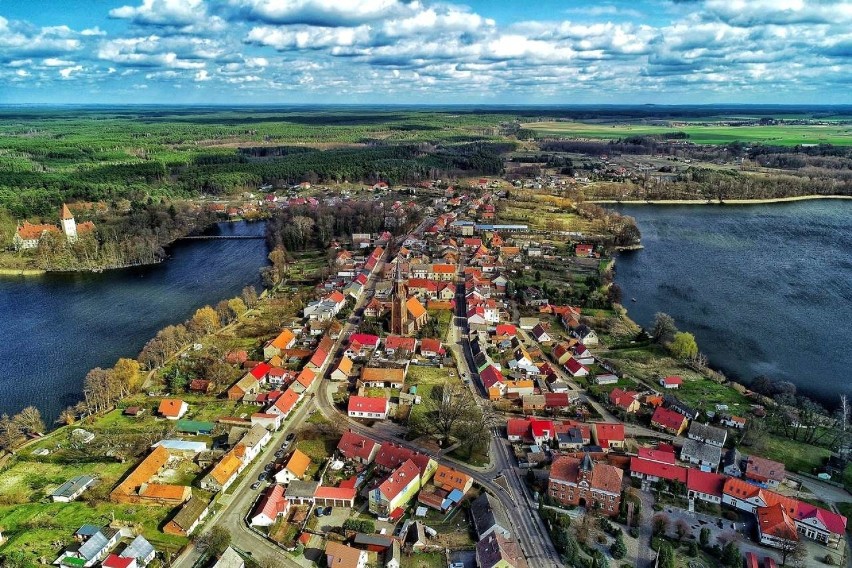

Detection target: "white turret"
[60, 203, 77, 241]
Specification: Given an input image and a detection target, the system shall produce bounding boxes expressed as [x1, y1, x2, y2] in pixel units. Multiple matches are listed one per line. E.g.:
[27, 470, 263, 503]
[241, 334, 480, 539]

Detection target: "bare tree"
[13, 406, 45, 435]
[0, 413, 25, 451]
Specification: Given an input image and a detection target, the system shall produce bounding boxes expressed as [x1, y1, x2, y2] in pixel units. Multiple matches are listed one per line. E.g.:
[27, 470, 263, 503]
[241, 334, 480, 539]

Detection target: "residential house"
[360, 367, 405, 389]
[593, 423, 625, 451]
[331, 356, 354, 382]
[572, 343, 594, 365]
[163, 496, 210, 536]
[680, 439, 722, 471]
[263, 329, 296, 360]
[211, 547, 245, 568]
[745, 456, 786, 488]
[564, 357, 589, 378]
[651, 406, 689, 436]
[238, 423, 272, 463]
[688, 422, 728, 448]
[285, 479, 320, 506]
[548, 454, 623, 515]
[157, 399, 188, 420]
[200, 450, 244, 493]
[51, 475, 96, 503]
[419, 338, 445, 358]
[571, 324, 599, 346]
[432, 465, 474, 495]
[274, 450, 311, 485]
[314, 485, 357, 508]
[757, 503, 800, 549]
[660, 376, 683, 389]
[519, 317, 540, 331]
[383, 335, 417, 356]
[325, 541, 367, 568]
[687, 469, 726, 505]
[720, 415, 747, 429]
[348, 396, 389, 420]
[609, 389, 640, 413]
[471, 492, 512, 539]
[227, 374, 260, 401]
[475, 532, 529, 568]
[268, 388, 299, 419]
[373, 444, 438, 484]
[64, 526, 121, 567]
[594, 373, 619, 385]
[723, 448, 745, 477]
[369, 459, 422, 516]
[251, 412, 283, 431]
[664, 395, 699, 420]
[531, 323, 552, 343]
[336, 430, 381, 464]
[119, 535, 156, 567]
[250, 485, 290, 527]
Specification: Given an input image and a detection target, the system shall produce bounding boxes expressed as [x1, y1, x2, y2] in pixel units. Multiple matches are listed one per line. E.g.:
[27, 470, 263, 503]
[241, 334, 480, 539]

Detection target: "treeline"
[31, 201, 219, 271]
[0, 406, 46, 454]
[266, 201, 393, 252]
[177, 142, 508, 195]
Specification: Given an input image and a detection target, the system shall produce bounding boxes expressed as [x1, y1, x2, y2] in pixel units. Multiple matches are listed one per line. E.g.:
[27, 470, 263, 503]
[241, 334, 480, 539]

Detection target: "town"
[2, 177, 846, 568]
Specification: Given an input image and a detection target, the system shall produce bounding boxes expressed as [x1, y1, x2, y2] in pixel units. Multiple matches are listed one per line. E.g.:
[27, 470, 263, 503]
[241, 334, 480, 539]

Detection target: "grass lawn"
[0, 500, 187, 564]
[745, 433, 831, 475]
[401, 552, 447, 568]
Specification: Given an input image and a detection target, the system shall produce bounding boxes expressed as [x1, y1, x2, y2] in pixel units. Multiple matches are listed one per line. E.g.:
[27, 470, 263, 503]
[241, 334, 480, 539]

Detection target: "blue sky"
[1, 0, 850, 104]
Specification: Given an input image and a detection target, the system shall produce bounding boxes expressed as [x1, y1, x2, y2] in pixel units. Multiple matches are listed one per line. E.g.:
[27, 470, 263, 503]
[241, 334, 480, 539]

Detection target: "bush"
[825, 554, 837, 565]
[611, 533, 627, 560]
[629, 527, 640, 539]
[686, 541, 698, 557]
[342, 518, 375, 533]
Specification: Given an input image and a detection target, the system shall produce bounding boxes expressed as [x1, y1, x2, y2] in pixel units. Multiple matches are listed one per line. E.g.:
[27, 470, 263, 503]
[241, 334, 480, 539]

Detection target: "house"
[594, 373, 619, 385]
[745, 455, 786, 487]
[360, 367, 405, 389]
[548, 454, 623, 515]
[506, 380, 535, 397]
[110, 446, 191, 506]
[531, 323, 552, 343]
[480, 365, 506, 394]
[651, 406, 689, 435]
[102, 554, 134, 568]
[572, 343, 594, 365]
[275, 449, 311, 484]
[664, 395, 699, 420]
[293, 368, 316, 393]
[119, 535, 156, 567]
[373, 443, 438, 484]
[331, 356, 354, 382]
[660, 376, 683, 389]
[519, 317, 540, 330]
[720, 415, 747, 429]
[609, 389, 640, 413]
[163, 495, 211, 535]
[157, 399, 188, 420]
[64, 526, 121, 567]
[369, 459, 422, 516]
[571, 324, 598, 345]
[564, 357, 589, 378]
[495, 324, 517, 338]
[723, 448, 745, 477]
[285, 479, 320, 506]
[263, 329, 296, 359]
[250, 484, 289, 526]
[630, 456, 687, 484]
[314, 485, 357, 508]
[251, 412, 283, 431]
[268, 387, 299, 418]
[419, 338, 445, 358]
[522, 394, 547, 414]
[593, 423, 625, 451]
[200, 450, 244, 492]
[471, 492, 512, 539]
[432, 465, 473, 495]
[325, 541, 367, 568]
[336, 430, 381, 464]
[227, 374, 260, 401]
[176, 420, 215, 436]
[476, 532, 529, 568]
[238, 423, 272, 463]
[757, 503, 800, 549]
[686, 469, 726, 505]
[211, 547, 245, 568]
[687, 422, 727, 448]
[680, 439, 722, 471]
[544, 392, 572, 412]
[383, 335, 417, 355]
[348, 396, 389, 420]
[51, 475, 96, 503]
[188, 379, 211, 394]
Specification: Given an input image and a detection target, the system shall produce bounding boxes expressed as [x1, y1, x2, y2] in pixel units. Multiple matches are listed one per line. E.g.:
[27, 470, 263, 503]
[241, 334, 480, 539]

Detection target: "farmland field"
[522, 120, 852, 145]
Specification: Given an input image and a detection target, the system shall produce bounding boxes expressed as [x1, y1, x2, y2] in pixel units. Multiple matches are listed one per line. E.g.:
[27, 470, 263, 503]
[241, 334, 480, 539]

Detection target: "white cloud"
[232, 0, 414, 26]
[59, 65, 84, 78]
[194, 69, 210, 81]
[110, 0, 207, 26]
[43, 58, 75, 67]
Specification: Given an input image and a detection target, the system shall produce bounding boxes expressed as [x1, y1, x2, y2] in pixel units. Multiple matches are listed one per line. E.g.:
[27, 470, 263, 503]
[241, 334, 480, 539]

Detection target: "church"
[13, 204, 95, 250]
[390, 261, 429, 336]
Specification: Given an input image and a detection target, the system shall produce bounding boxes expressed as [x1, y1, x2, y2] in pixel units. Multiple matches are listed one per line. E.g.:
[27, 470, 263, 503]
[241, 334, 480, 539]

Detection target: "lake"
[612, 200, 852, 406]
[0, 221, 268, 422]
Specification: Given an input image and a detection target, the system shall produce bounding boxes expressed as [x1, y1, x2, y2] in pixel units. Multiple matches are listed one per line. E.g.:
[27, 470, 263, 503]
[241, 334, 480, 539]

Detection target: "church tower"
[60, 204, 77, 242]
[390, 260, 408, 335]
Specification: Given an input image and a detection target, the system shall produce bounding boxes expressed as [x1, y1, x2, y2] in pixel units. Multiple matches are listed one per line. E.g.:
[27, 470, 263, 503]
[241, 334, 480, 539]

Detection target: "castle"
[13, 204, 95, 250]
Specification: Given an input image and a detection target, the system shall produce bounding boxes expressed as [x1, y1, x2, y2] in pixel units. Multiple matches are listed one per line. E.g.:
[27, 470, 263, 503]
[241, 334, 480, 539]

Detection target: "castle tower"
[60, 204, 77, 241]
[390, 260, 408, 335]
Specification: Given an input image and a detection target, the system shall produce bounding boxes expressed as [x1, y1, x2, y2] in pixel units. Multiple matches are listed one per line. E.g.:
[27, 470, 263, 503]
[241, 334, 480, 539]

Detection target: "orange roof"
[432, 264, 455, 274]
[209, 450, 243, 486]
[325, 541, 364, 568]
[61, 203, 74, 220]
[361, 367, 405, 385]
[433, 465, 472, 493]
[758, 503, 799, 541]
[270, 329, 296, 349]
[16, 221, 59, 240]
[113, 445, 170, 497]
[297, 368, 316, 388]
[506, 380, 534, 389]
[328, 290, 346, 303]
[158, 399, 185, 417]
[406, 296, 427, 319]
[274, 388, 300, 414]
[285, 449, 312, 478]
[337, 356, 353, 375]
[139, 483, 190, 502]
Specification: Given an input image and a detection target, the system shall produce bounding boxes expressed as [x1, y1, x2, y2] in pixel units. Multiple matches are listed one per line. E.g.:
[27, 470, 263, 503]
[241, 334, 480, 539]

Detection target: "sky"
[0, 0, 850, 105]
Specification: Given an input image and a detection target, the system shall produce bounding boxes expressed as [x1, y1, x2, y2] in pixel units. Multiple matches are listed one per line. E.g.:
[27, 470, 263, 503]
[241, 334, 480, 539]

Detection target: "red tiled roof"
[250, 362, 272, 379]
[758, 503, 799, 541]
[564, 357, 587, 374]
[377, 459, 419, 500]
[349, 333, 380, 347]
[273, 388, 299, 414]
[480, 365, 505, 389]
[661, 375, 683, 386]
[506, 418, 530, 439]
[348, 396, 388, 415]
[495, 324, 517, 336]
[651, 406, 687, 431]
[337, 430, 380, 462]
[384, 335, 416, 351]
[630, 457, 687, 482]
[687, 469, 726, 497]
[637, 447, 676, 465]
[254, 484, 287, 520]
[594, 422, 625, 445]
[314, 485, 357, 501]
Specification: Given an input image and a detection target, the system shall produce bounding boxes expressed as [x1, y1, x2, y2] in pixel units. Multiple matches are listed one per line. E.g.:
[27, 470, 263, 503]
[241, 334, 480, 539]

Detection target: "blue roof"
[121, 535, 155, 561]
[153, 439, 208, 452]
[78, 532, 108, 562]
[447, 489, 464, 502]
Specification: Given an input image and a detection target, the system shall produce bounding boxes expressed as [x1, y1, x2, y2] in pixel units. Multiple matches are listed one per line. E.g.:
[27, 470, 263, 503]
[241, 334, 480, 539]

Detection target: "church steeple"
[60, 203, 77, 241]
[390, 259, 408, 335]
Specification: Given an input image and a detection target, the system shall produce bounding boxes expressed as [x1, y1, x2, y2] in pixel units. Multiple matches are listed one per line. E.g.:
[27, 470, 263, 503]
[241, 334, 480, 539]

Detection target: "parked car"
[258, 472, 268, 481]
[251, 482, 261, 490]
[275, 450, 285, 459]
[286, 432, 296, 443]
[324, 506, 333, 515]
[315, 507, 324, 517]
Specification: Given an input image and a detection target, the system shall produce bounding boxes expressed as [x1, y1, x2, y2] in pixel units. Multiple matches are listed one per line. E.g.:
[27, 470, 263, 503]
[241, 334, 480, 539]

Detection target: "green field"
[523, 120, 852, 146]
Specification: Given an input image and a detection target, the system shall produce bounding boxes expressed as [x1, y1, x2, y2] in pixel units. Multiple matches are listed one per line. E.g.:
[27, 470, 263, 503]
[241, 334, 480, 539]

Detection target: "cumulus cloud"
[110, 0, 207, 26]
[232, 0, 415, 26]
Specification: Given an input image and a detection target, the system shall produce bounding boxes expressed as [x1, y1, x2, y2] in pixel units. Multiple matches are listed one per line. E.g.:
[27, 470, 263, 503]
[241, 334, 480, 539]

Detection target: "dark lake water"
[0, 221, 267, 422]
[612, 200, 852, 406]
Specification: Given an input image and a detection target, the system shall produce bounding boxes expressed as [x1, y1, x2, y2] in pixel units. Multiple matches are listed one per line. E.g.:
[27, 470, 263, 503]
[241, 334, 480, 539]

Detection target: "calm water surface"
[613, 200, 852, 405]
[0, 221, 267, 422]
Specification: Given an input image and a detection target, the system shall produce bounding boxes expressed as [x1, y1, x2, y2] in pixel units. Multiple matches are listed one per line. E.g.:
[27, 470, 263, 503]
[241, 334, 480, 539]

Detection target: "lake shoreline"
[592, 194, 852, 206]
